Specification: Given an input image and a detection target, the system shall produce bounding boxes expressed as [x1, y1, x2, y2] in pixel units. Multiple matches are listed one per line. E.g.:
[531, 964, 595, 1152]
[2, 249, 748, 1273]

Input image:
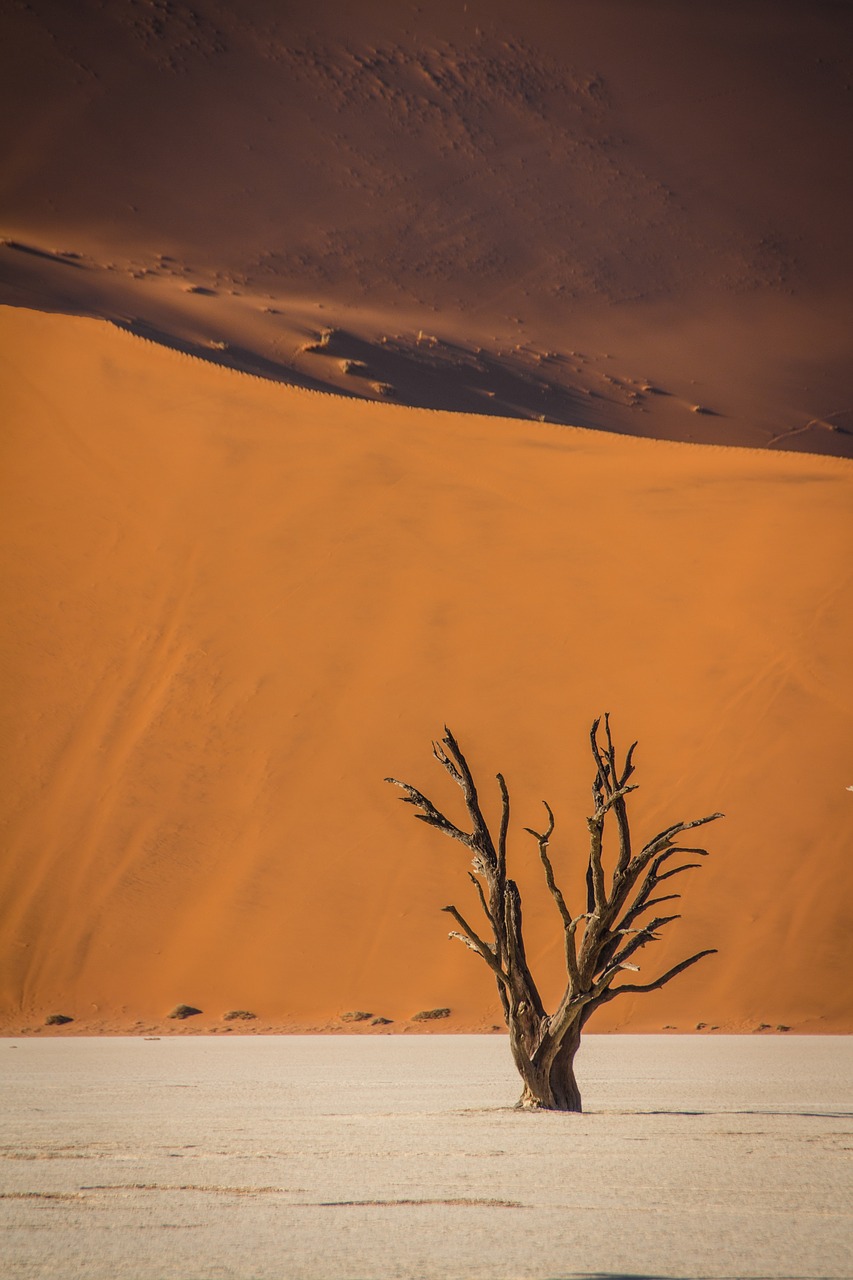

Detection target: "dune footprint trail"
[2, 0, 853, 455]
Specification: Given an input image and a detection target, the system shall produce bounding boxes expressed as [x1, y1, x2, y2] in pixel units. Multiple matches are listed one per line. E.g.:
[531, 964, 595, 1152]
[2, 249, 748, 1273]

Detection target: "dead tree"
[386, 717, 722, 1112]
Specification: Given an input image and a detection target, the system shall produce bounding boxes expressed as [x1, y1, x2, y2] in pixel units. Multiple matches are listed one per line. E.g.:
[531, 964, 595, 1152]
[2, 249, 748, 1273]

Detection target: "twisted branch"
[387, 720, 722, 1110]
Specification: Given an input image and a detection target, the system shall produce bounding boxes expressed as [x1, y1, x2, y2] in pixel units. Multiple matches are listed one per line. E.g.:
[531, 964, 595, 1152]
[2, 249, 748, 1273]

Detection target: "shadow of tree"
[562, 1273, 837, 1280]
[604, 1109, 853, 1120]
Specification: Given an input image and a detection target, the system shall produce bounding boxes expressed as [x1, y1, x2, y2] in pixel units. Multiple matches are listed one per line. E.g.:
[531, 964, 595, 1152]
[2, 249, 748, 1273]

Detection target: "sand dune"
[2, 1, 853, 452]
[1, 306, 851, 1033]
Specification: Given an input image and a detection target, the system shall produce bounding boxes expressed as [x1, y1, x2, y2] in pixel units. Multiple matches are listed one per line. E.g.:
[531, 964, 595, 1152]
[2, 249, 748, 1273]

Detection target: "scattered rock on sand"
[776, 1024, 791, 1032]
[411, 1008, 451, 1021]
[168, 1004, 202, 1020]
[299, 328, 335, 354]
[370, 1017, 392, 1026]
[222, 1009, 256, 1021]
[44, 1014, 73, 1026]
[340, 1010, 372, 1022]
[339, 358, 371, 377]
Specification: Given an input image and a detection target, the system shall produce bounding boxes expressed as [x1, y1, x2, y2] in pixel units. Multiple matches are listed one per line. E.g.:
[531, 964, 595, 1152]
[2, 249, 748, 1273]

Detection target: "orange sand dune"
[1, 306, 851, 1034]
[2, 1, 853, 453]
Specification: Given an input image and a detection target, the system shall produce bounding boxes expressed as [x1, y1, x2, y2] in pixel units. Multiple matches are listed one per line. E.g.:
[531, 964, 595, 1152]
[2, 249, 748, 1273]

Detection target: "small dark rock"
[223, 1010, 256, 1021]
[411, 1007, 451, 1021]
[754, 1023, 772, 1032]
[695, 1022, 708, 1030]
[168, 1004, 202, 1020]
[340, 1011, 372, 1023]
[370, 1017, 392, 1026]
[776, 1024, 791, 1032]
[44, 1014, 73, 1026]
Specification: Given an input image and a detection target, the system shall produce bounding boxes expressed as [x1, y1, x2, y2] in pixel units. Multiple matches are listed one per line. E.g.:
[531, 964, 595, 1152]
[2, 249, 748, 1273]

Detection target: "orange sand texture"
[1, 1, 852, 1034]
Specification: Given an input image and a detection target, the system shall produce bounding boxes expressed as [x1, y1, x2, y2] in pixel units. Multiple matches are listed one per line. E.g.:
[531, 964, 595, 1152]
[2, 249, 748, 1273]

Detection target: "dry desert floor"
[1, 1034, 851, 1280]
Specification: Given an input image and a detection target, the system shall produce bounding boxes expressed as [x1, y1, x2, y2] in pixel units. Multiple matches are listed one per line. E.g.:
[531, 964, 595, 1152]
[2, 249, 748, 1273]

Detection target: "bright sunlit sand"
[2, 1036, 851, 1279]
[2, 307, 852, 1035]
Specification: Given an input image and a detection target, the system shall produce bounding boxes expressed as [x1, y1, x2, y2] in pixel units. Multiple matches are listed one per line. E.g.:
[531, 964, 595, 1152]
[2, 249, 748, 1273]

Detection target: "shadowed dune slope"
[2, 0, 853, 453]
[1, 307, 852, 1032]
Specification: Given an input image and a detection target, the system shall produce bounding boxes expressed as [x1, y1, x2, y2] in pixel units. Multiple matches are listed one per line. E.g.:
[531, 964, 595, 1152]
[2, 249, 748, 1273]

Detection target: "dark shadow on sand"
[562, 1273, 837, 1280]
[608, 1109, 852, 1120]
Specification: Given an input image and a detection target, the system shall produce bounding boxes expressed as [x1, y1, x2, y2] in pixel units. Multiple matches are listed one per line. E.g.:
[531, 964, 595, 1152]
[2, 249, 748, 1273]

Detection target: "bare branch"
[590, 716, 612, 796]
[585, 818, 608, 917]
[621, 845, 711, 928]
[590, 905, 680, 981]
[633, 813, 724, 870]
[432, 739, 462, 784]
[603, 715, 637, 874]
[384, 777, 473, 848]
[587, 719, 640, 922]
[591, 780, 640, 823]
[610, 814, 722, 925]
[526, 803, 568, 925]
[503, 880, 546, 1019]
[468, 870, 495, 931]
[438, 729, 498, 866]
[622, 739, 639, 783]
[496, 772, 510, 886]
[603, 714, 638, 790]
[448, 930, 480, 952]
[599, 948, 718, 1003]
[526, 802, 580, 986]
[604, 914, 681, 971]
[441, 905, 508, 984]
[657, 862, 703, 882]
[620, 892, 681, 924]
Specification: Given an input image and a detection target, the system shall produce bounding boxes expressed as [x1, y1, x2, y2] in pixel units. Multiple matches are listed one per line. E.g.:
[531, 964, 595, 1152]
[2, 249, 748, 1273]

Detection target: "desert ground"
[2, 1035, 852, 1280]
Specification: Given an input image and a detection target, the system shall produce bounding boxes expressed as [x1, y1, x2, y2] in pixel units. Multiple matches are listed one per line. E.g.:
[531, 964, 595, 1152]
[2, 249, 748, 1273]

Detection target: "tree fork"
[386, 720, 722, 1112]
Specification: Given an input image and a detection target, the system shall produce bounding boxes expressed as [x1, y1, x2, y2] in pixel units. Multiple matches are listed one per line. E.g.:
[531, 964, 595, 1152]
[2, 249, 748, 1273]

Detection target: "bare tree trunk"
[386, 720, 721, 1114]
[512, 1022, 583, 1111]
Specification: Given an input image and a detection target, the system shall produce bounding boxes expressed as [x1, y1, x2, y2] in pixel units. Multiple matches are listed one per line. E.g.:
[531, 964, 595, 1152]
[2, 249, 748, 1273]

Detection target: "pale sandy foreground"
[1, 1037, 851, 1280]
